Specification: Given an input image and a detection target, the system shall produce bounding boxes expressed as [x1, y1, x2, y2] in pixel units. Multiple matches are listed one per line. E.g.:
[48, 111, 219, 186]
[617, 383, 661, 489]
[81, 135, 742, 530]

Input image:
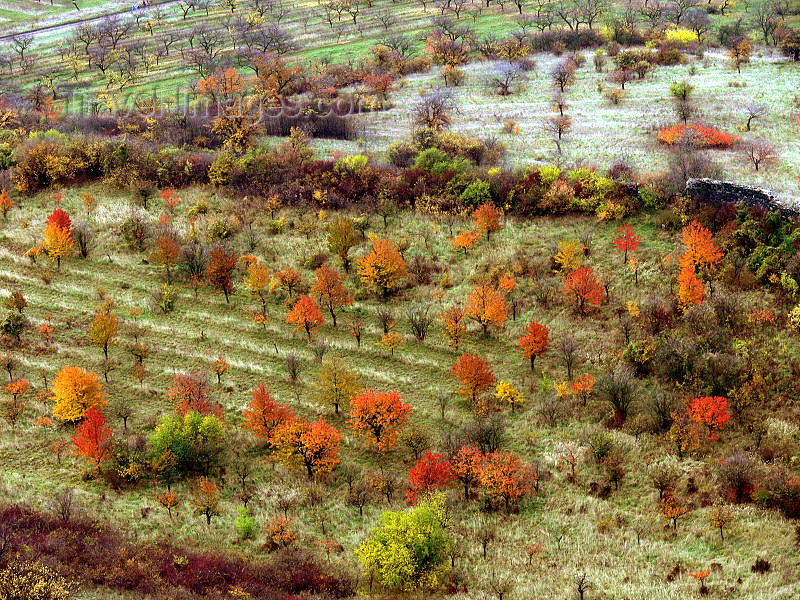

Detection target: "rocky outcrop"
[686, 178, 798, 218]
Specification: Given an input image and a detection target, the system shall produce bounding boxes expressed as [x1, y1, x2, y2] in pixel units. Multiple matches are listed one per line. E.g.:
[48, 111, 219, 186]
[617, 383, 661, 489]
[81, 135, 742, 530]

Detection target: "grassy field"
[1, 183, 799, 598]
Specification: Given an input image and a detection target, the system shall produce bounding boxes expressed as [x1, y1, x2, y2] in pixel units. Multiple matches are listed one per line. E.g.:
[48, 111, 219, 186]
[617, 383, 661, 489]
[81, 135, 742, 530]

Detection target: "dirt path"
[0, 0, 181, 41]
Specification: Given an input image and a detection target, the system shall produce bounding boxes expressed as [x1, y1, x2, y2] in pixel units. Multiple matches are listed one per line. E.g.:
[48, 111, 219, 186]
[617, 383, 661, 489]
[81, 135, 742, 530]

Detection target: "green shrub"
[235, 507, 258, 540]
[460, 179, 492, 207]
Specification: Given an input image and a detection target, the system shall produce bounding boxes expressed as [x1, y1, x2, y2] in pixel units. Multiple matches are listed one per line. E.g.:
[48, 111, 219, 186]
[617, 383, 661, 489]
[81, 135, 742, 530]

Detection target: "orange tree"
[51, 365, 106, 422]
[449, 354, 496, 408]
[472, 203, 503, 241]
[271, 418, 343, 478]
[286, 295, 325, 340]
[478, 450, 535, 513]
[310, 264, 353, 327]
[206, 245, 238, 303]
[348, 389, 412, 450]
[563, 266, 605, 314]
[688, 396, 731, 440]
[518, 321, 549, 370]
[150, 233, 181, 283]
[439, 305, 467, 350]
[168, 371, 224, 418]
[450, 445, 485, 501]
[357, 236, 408, 300]
[612, 222, 641, 264]
[243, 382, 295, 441]
[465, 283, 507, 337]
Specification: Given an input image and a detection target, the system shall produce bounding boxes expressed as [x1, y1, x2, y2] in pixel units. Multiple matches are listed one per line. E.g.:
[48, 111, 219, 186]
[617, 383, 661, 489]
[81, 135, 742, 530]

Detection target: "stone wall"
[685, 178, 798, 218]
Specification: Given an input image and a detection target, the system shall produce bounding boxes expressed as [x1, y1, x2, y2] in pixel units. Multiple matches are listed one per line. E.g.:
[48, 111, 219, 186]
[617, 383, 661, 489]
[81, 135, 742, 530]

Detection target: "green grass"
[1, 184, 799, 598]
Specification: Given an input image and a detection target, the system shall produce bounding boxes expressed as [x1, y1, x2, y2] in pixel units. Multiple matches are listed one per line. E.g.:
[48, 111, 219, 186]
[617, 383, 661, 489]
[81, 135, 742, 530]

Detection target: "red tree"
[348, 389, 412, 450]
[612, 222, 641, 263]
[47, 208, 71, 232]
[563, 266, 606, 314]
[449, 354, 496, 406]
[286, 295, 326, 340]
[206, 246, 237, 303]
[243, 382, 295, 441]
[407, 452, 454, 504]
[72, 405, 113, 469]
[688, 396, 731, 440]
[168, 372, 224, 418]
[518, 321, 549, 370]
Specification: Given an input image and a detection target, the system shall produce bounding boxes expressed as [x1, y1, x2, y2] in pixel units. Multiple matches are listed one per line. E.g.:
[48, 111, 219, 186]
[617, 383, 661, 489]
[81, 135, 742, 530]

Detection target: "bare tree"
[412, 88, 455, 130]
[740, 139, 778, 171]
[550, 57, 577, 92]
[489, 61, 527, 95]
[739, 100, 766, 131]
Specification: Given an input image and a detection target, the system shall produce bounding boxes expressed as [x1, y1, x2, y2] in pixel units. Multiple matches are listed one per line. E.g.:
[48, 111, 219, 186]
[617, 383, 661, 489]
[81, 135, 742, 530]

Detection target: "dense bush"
[0, 504, 353, 599]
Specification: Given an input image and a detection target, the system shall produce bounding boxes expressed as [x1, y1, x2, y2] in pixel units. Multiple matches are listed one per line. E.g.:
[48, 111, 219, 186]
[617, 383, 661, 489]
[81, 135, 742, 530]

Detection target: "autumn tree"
[51, 366, 107, 422]
[168, 371, 224, 418]
[677, 263, 705, 311]
[449, 354, 496, 408]
[87, 300, 118, 359]
[495, 380, 524, 413]
[349, 389, 412, 450]
[518, 320, 549, 370]
[243, 382, 295, 441]
[357, 236, 408, 299]
[450, 229, 481, 255]
[563, 266, 606, 314]
[192, 477, 222, 525]
[150, 232, 181, 283]
[286, 295, 326, 340]
[328, 217, 361, 272]
[450, 445, 484, 500]
[242, 256, 271, 325]
[356, 494, 452, 591]
[275, 267, 302, 297]
[407, 452, 454, 504]
[211, 356, 228, 384]
[472, 203, 504, 241]
[72, 405, 113, 470]
[659, 491, 689, 530]
[439, 305, 467, 349]
[465, 283, 507, 337]
[271, 417, 343, 478]
[311, 264, 353, 327]
[317, 356, 361, 416]
[42, 220, 74, 268]
[206, 245, 237, 303]
[680, 220, 723, 274]
[688, 396, 731, 440]
[612, 222, 641, 263]
[0, 189, 13, 219]
[728, 38, 751, 73]
[478, 450, 534, 513]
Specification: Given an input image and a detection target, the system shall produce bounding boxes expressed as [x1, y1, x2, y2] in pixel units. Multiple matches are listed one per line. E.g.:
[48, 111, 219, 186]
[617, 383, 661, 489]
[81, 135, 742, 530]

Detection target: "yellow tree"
[241, 255, 271, 325]
[317, 356, 362, 416]
[51, 365, 107, 422]
[42, 222, 74, 268]
[87, 300, 118, 360]
[357, 236, 408, 300]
